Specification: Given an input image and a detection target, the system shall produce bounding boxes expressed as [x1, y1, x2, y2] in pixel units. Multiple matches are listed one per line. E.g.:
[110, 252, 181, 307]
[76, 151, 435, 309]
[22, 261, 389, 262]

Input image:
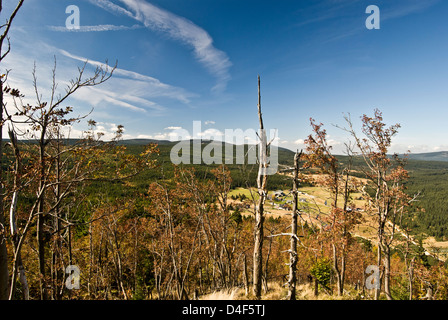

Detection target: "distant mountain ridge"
[5, 138, 448, 163]
[119, 140, 448, 164]
[404, 151, 448, 162]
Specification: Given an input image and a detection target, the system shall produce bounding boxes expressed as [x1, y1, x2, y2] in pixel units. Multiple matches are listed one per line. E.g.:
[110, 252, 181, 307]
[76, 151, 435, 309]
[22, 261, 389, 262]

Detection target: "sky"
[2, 0, 448, 154]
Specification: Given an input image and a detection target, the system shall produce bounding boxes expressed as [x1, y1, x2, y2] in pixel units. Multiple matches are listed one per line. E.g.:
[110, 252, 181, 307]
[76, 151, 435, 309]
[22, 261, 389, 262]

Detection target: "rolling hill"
[405, 151, 448, 162]
[5, 138, 448, 241]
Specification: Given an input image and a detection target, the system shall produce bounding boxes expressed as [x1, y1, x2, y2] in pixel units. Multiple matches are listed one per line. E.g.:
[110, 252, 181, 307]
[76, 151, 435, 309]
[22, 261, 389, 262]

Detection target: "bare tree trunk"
[253, 75, 268, 300]
[334, 155, 351, 297]
[37, 129, 48, 300]
[333, 244, 341, 295]
[340, 253, 345, 295]
[332, 240, 346, 297]
[52, 134, 63, 300]
[243, 254, 249, 297]
[383, 245, 392, 300]
[253, 183, 264, 300]
[287, 151, 301, 300]
[108, 223, 128, 300]
[262, 232, 274, 294]
[407, 253, 415, 300]
[375, 243, 382, 300]
[9, 192, 29, 300]
[8, 129, 29, 300]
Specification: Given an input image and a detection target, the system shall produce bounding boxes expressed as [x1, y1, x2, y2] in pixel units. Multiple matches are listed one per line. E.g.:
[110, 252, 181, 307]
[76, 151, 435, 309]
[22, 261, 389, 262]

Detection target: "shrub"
[310, 257, 332, 290]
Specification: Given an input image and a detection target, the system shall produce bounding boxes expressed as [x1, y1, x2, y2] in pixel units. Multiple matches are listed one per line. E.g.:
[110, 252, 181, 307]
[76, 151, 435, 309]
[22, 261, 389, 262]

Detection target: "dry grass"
[295, 284, 354, 300]
[198, 282, 366, 300]
[200, 288, 241, 300]
[199, 283, 286, 301]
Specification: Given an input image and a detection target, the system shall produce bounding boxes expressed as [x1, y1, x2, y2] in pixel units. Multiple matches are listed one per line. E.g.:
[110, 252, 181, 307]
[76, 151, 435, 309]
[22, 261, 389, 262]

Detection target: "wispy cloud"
[291, 0, 359, 29]
[1, 30, 198, 127]
[47, 24, 144, 32]
[313, 0, 442, 43]
[88, 0, 135, 18]
[89, 0, 232, 93]
[58, 49, 196, 105]
[382, 0, 441, 21]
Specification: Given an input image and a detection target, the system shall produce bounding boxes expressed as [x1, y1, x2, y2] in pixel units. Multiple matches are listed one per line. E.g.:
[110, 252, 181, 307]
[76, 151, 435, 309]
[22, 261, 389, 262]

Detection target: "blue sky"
[2, 0, 448, 154]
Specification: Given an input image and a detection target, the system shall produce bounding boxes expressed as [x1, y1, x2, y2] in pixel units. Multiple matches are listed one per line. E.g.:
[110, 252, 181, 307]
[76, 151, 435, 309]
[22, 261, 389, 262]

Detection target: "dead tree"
[287, 150, 302, 300]
[253, 75, 269, 299]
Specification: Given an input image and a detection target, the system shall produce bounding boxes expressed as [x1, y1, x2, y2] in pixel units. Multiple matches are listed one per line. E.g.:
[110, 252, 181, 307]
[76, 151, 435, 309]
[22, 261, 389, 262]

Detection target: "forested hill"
[117, 139, 448, 240]
[330, 151, 448, 241]
[404, 151, 448, 162]
[156, 140, 448, 241]
[118, 138, 297, 167]
[4, 139, 448, 240]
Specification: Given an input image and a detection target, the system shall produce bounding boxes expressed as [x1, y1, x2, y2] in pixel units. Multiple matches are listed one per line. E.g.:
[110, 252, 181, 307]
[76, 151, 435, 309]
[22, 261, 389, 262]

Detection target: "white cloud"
[47, 24, 144, 32]
[89, 0, 232, 92]
[327, 139, 342, 147]
[136, 134, 153, 139]
[59, 48, 196, 104]
[204, 120, 215, 125]
[197, 128, 224, 139]
[382, 0, 441, 21]
[2, 41, 196, 115]
[389, 143, 448, 154]
[134, 133, 172, 140]
[0, 32, 201, 140]
[88, 0, 135, 18]
[165, 126, 182, 130]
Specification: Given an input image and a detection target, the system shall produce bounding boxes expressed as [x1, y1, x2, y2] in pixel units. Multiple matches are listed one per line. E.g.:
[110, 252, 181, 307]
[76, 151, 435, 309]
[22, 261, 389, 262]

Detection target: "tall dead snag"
[287, 150, 302, 300]
[253, 75, 269, 299]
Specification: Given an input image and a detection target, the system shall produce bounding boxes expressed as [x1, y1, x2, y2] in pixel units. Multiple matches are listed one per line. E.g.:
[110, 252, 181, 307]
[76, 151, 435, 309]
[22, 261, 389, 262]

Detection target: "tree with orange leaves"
[341, 109, 418, 300]
[304, 117, 362, 296]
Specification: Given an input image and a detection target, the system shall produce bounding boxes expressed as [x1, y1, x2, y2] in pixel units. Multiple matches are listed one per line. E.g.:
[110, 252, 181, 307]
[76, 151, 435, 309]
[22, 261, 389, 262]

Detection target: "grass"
[198, 282, 372, 300]
[198, 282, 286, 300]
[228, 187, 259, 199]
[200, 288, 240, 300]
